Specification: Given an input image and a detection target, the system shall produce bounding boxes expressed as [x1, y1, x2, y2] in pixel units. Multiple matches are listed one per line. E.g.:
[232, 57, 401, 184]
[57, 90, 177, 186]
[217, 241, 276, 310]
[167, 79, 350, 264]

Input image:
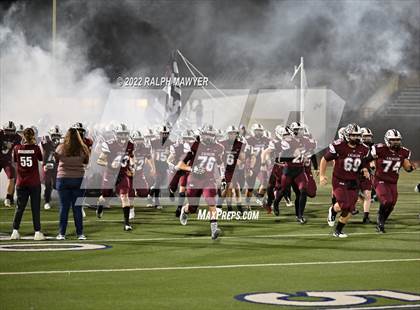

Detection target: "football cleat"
[333, 231, 348, 238]
[175, 206, 182, 218]
[34, 231, 46, 241]
[362, 216, 371, 224]
[77, 235, 87, 240]
[211, 228, 221, 240]
[351, 209, 360, 216]
[414, 184, 420, 193]
[169, 189, 175, 202]
[4, 198, 11, 208]
[96, 205, 104, 218]
[44, 203, 51, 210]
[155, 205, 163, 210]
[285, 196, 294, 207]
[10, 229, 20, 240]
[124, 225, 133, 231]
[273, 204, 280, 216]
[376, 225, 386, 233]
[129, 208, 135, 220]
[180, 205, 188, 226]
[297, 217, 307, 224]
[327, 206, 336, 227]
[56, 234, 66, 240]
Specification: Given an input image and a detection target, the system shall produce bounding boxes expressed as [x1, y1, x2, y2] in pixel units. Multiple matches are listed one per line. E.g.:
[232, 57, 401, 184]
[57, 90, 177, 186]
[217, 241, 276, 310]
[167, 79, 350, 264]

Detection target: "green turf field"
[0, 170, 419, 309]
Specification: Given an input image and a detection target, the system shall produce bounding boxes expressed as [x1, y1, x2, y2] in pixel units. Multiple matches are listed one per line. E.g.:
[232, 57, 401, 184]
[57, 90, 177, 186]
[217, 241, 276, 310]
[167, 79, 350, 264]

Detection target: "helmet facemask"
[388, 138, 401, 150]
[253, 129, 263, 138]
[348, 133, 362, 146]
[116, 132, 129, 144]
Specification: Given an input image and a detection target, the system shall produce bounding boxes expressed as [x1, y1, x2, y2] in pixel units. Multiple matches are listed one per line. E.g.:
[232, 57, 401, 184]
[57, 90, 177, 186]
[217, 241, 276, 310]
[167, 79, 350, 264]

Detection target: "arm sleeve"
[323, 143, 338, 162]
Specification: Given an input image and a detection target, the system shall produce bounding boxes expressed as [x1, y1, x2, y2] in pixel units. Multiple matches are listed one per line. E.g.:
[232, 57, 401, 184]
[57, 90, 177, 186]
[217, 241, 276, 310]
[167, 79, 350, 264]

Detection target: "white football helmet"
[48, 125, 62, 141]
[72, 122, 86, 138]
[226, 125, 239, 141]
[131, 130, 144, 143]
[200, 124, 217, 144]
[344, 123, 362, 144]
[289, 122, 304, 136]
[338, 127, 346, 140]
[181, 129, 196, 143]
[361, 127, 373, 144]
[384, 129, 402, 149]
[251, 123, 264, 138]
[275, 125, 291, 140]
[114, 123, 130, 144]
[2, 121, 16, 134]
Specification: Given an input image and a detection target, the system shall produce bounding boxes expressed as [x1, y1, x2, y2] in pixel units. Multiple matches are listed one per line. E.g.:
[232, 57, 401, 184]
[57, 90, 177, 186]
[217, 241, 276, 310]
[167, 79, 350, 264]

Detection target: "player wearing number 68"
[10, 127, 45, 241]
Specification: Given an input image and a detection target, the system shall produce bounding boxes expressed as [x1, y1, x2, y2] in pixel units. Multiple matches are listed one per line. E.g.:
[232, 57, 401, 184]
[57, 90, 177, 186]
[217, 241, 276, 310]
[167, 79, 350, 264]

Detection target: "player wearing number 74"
[368, 129, 415, 233]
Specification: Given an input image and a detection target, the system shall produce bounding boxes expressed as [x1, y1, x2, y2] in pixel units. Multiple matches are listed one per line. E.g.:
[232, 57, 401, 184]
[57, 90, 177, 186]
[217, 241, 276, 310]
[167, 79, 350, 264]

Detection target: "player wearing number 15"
[320, 123, 370, 238]
[10, 127, 45, 241]
[370, 129, 415, 233]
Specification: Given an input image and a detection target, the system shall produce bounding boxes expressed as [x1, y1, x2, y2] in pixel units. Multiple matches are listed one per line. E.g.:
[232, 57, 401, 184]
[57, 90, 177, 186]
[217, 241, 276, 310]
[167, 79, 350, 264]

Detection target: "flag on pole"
[164, 51, 182, 124]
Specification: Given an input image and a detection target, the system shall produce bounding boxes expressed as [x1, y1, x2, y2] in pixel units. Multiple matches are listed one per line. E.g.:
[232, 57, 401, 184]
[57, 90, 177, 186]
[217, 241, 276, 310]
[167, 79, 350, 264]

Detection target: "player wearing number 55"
[10, 127, 45, 241]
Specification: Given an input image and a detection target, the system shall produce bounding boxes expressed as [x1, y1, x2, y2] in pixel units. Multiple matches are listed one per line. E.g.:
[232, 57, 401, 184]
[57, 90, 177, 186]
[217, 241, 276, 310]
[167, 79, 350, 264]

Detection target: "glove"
[192, 165, 206, 176]
[45, 163, 54, 170]
[221, 178, 227, 190]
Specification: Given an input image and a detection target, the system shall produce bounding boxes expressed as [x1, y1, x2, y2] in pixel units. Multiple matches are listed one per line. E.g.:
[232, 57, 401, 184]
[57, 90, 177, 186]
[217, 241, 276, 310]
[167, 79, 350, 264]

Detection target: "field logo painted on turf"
[235, 290, 420, 307]
[197, 209, 259, 221]
[0, 243, 111, 252]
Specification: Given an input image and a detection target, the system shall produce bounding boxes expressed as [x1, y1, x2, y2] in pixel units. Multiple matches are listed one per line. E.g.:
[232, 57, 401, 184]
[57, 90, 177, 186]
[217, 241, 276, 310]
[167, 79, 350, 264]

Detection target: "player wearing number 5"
[369, 129, 415, 233]
[319, 123, 370, 238]
[10, 127, 45, 240]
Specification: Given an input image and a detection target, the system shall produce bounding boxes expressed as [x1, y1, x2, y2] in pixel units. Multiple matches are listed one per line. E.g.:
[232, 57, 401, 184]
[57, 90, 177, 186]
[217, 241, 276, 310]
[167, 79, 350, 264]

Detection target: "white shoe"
[333, 231, 348, 238]
[56, 234, 65, 240]
[180, 205, 188, 226]
[10, 229, 20, 240]
[415, 184, 420, 193]
[327, 206, 336, 227]
[211, 228, 221, 240]
[34, 231, 46, 241]
[155, 205, 163, 210]
[82, 207, 86, 218]
[77, 234, 87, 240]
[44, 203, 51, 210]
[124, 225, 133, 231]
[129, 208, 135, 220]
[4, 198, 11, 208]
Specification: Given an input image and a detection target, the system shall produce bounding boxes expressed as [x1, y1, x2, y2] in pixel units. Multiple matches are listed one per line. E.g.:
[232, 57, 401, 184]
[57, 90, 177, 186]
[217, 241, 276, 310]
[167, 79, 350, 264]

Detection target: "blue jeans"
[56, 177, 84, 236]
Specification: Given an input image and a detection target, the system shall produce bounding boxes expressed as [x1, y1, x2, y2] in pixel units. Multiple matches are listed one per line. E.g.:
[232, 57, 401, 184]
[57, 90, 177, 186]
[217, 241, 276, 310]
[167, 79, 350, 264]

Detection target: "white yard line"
[1, 257, 420, 276]
[329, 304, 420, 310]
[0, 230, 418, 243]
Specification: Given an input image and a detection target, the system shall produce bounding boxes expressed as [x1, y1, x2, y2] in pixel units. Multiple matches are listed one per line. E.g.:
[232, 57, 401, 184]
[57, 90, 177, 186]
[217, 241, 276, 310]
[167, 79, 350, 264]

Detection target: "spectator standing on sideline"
[10, 127, 45, 240]
[55, 128, 90, 240]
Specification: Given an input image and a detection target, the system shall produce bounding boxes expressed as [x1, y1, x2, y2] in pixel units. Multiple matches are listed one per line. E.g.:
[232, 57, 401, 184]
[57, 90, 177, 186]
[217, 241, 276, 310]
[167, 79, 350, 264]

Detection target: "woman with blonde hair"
[55, 127, 90, 240]
[10, 127, 45, 240]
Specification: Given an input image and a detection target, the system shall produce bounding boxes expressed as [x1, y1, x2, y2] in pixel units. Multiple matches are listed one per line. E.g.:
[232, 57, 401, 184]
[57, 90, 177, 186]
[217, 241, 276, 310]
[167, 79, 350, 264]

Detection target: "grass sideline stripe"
[329, 304, 420, 310]
[1, 258, 420, 276]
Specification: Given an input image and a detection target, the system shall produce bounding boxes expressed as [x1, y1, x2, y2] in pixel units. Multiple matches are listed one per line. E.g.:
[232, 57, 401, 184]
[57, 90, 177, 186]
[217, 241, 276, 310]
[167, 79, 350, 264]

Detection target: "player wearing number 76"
[368, 129, 415, 233]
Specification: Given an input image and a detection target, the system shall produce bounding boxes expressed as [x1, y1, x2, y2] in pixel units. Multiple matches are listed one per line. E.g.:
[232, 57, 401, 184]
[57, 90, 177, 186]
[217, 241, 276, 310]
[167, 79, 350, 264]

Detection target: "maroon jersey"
[183, 141, 224, 180]
[371, 143, 411, 184]
[219, 138, 245, 173]
[245, 135, 270, 169]
[102, 139, 134, 176]
[12, 144, 43, 186]
[40, 136, 60, 169]
[133, 142, 152, 175]
[169, 141, 190, 163]
[324, 139, 370, 181]
[0, 130, 21, 162]
[83, 137, 93, 150]
[150, 138, 172, 164]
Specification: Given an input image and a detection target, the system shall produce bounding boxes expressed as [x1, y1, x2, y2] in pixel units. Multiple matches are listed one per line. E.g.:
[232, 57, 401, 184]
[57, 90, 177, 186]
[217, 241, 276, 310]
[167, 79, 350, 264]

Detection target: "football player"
[96, 123, 135, 230]
[359, 127, 375, 223]
[177, 124, 224, 240]
[0, 121, 22, 207]
[149, 125, 172, 209]
[168, 129, 196, 217]
[244, 123, 271, 209]
[16, 124, 25, 138]
[40, 125, 62, 210]
[73, 122, 93, 151]
[218, 125, 246, 212]
[131, 130, 155, 207]
[320, 123, 370, 237]
[369, 129, 415, 233]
